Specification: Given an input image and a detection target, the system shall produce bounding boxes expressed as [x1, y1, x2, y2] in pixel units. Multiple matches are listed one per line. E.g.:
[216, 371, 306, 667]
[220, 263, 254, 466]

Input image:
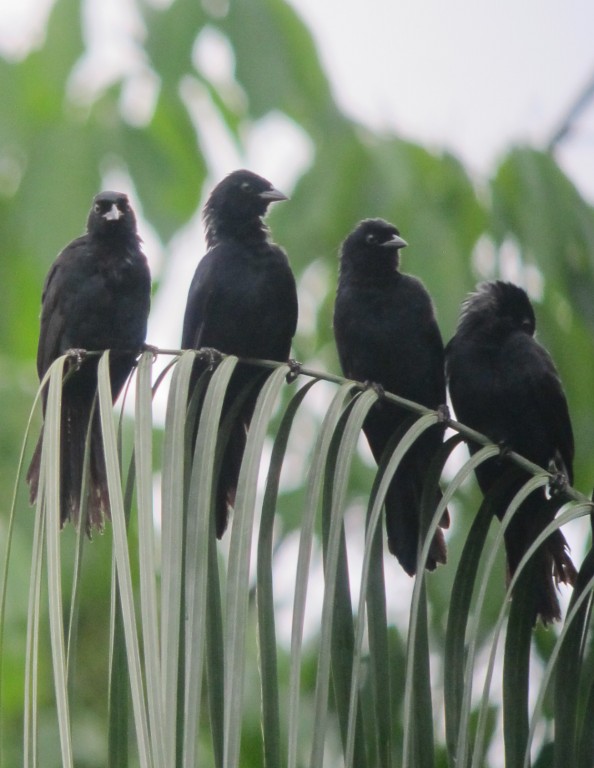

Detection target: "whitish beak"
[103, 203, 123, 221]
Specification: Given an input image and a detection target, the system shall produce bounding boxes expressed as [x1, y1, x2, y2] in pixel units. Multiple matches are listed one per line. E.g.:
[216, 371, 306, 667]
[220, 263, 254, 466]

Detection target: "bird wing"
[508, 335, 575, 483]
[528, 342, 574, 482]
[36, 242, 79, 379]
[181, 250, 217, 350]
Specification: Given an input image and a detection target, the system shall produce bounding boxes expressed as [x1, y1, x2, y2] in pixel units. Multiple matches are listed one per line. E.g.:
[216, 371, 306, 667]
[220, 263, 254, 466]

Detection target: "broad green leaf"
[121, 92, 207, 240]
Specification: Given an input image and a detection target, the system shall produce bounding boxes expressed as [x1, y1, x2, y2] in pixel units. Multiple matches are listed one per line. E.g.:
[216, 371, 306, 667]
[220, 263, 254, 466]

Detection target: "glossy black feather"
[182, 170, 298, 536]
[333, 218, 448, 575]
[27, 191, 151, 530]
[445, 280, 576, 623]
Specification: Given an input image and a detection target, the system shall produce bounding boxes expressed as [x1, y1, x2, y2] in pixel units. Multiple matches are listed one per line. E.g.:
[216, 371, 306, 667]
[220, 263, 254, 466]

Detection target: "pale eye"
[241, 181, 251, 191]
[365, 233, 376, 244]
[94, 203, 101, 214]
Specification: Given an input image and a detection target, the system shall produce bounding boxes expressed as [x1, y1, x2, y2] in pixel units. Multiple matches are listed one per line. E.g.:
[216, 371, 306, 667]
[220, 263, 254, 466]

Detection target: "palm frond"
[2, 350, 593, 767]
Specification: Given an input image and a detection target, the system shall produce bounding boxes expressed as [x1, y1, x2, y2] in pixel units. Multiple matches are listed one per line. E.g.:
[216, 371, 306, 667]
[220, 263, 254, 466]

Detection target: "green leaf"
[220, 0, 338, 131]
[97, 354, 152, 768]
[159, 350, 194, 765]
[257, 379, 317, 768]
[134, 352, 166, 767]
[224, 365, 291, 768]
[121, 91, 207, 241]
[310, 388, 378, 768]
[287, 381, 355, 768]
[182, 355, 238, 766]
[43, 356, 74, 767]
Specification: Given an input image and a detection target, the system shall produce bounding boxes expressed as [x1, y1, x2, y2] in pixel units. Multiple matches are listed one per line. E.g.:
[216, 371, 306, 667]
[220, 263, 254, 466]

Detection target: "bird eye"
[365, 233, 377, 244]
[94, 203, 101, 214]
[241, 181, 251, 191]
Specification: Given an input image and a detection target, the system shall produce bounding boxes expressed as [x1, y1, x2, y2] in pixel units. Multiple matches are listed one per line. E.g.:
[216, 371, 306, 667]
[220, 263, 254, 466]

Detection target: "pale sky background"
[291, 0, 594, 202]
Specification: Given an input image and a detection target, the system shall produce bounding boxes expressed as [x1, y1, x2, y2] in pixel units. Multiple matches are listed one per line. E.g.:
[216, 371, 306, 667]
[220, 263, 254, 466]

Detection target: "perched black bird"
[27, 191, 151, 531]
[182, 169, 298, 536]
[445, 280, 577, 623]
[333, 218, 448, 575]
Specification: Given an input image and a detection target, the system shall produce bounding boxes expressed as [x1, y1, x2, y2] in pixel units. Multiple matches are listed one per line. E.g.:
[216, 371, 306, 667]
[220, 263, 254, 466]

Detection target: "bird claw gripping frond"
[141, 342, 160, 361]
[197, 346, 223, 370]
[496, 440, 512, 461]
[363, 380, 385, 399]
[436, 403, 450, 423]
[286, 358, 302, 383]
[65, 348, 88, 369]
[547, 459, 569, 497]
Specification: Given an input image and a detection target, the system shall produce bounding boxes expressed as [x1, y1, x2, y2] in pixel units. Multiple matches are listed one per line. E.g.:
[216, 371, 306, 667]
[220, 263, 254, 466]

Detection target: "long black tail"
[384, 458, 448, 576]
[504, 493, 577, 625]
[26, 397, 110, 531]
[188, 362, 268, 538]
[215, 416, 248, 537]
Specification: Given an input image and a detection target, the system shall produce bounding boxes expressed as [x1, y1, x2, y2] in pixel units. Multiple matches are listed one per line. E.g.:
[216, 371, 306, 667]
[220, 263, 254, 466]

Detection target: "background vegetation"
[1, 0, 593, 765]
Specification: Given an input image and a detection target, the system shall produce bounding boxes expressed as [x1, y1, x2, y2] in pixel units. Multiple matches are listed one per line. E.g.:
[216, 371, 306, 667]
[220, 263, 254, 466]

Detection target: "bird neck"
[205, 218, 269, 249]
[340, 260, 401, 287]
[92, 226, 139, 249]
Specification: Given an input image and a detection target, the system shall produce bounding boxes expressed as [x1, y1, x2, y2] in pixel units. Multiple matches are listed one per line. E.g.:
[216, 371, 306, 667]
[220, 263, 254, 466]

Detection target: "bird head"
[458, 280, 536, 340]
[87, 191, 138, 239]
[203, 169, 287, 245]
[340, 218, 408, 275]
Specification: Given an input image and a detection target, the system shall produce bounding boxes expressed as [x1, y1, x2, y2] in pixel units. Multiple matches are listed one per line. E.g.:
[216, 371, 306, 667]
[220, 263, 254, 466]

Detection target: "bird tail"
[26, 433, 43, 507]
[384, 468, 448, 576]
[188, 362, 267, 539]
[504, 495, 577, 625]
[26, 400, 110, 532]
[214, 416, 247, 537]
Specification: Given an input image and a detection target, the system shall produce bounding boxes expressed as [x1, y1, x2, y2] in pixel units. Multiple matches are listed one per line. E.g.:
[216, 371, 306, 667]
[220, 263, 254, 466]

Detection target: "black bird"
[182, 169, 298, 537]
[333, 218, 448, 575]
[445, 280, 577, 623]
[27, 191, 151, 531]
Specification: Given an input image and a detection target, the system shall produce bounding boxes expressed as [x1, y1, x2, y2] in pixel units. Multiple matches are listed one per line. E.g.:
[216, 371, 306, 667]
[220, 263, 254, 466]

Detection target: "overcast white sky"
[289, 0, 594, 200]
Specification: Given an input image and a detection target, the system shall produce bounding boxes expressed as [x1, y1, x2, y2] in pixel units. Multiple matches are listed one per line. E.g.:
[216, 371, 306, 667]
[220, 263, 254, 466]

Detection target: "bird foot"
[141, 343, 160, 360]
[198, 347, 223, 370]
[548, 460, 569, 496]
[286, 358, 302, 383]
[436, 403, 451, 423]
[363, 380, 385, 399]
[496, 440, 512, 460]
[65, 348, 87, 369]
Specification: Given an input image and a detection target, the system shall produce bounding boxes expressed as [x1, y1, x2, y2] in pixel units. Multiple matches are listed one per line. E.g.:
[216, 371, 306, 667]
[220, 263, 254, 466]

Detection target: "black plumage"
[27, 191, 151, 530]
[182, 169, 298, 536]
[333, 218, 448, 575]
[445, 280, 577, 623]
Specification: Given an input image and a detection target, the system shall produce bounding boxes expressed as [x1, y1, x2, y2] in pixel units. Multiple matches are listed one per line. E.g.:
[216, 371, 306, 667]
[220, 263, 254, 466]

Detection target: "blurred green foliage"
[1, 0, 593, 765]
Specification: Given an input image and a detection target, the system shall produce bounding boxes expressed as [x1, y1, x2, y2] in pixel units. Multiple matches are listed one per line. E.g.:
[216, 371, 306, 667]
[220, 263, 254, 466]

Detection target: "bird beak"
[259, 186, 288, 202]
[382, 234, 408, 249]
[103, 203, 123, 221]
